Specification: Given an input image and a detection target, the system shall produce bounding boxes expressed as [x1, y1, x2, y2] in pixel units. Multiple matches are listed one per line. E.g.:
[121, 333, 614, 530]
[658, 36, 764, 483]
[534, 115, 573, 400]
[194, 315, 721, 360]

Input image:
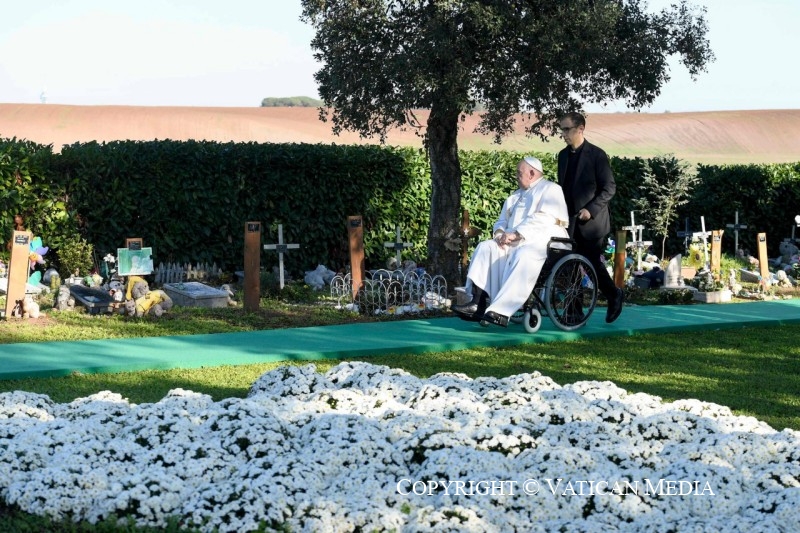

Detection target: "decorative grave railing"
[330, 268, 448, 315]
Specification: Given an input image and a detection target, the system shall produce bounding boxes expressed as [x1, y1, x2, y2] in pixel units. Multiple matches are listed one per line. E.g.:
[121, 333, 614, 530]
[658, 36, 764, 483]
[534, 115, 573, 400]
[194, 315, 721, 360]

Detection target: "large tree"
[300, 0, 713, 285]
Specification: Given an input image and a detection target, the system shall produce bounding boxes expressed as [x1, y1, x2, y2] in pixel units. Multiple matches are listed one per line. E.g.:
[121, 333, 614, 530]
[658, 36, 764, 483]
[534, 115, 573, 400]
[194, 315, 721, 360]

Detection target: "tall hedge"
[0, 138, 71, 253]
[2, 136, 798, 280]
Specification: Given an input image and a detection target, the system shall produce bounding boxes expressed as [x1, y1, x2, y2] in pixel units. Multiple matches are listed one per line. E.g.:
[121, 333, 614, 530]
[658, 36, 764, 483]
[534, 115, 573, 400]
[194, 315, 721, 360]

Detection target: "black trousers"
[573, 232, 617, 302]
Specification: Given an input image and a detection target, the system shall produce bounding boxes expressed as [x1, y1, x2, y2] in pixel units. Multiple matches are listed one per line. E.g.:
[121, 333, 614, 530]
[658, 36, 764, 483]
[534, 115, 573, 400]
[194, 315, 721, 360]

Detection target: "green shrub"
[56, 236, 94, 278]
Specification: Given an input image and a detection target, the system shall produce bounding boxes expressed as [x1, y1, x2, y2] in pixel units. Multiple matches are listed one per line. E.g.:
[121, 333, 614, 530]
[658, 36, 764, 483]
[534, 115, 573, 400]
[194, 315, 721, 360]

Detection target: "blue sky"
[0, 0, 796, 112]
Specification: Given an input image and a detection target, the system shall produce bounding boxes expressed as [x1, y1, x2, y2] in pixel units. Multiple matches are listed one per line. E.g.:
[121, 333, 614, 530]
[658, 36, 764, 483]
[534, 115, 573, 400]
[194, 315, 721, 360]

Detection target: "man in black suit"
[557, 112, 624, 323]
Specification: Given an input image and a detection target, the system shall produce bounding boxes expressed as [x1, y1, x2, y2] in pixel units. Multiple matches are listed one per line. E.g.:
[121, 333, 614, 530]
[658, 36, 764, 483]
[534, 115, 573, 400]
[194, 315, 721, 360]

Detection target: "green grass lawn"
[0, 293, 797, 431]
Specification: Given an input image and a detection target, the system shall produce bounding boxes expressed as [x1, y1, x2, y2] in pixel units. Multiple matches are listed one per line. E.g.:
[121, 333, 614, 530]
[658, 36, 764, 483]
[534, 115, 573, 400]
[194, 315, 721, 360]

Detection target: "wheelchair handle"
[567, 213, 581, 240]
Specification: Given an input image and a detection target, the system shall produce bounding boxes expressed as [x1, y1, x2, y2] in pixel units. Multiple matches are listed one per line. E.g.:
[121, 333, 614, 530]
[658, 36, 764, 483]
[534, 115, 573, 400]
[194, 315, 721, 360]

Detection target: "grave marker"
[244, 221, 261, 312]
[676, 217, 694, 254]
[383, 224, 413, 270]
[4, 231, 31, 319]
[725, 211, 748, 254]
[757, 233, 770, 282]
[263, 224, 299, 290]
[792, 214, 800, 243]
[613, 230, 627, 288]
[692, 216, 711, 269]
[663, 254, 685, 289]
[348, 215, 365, 299]
[622, 211, 651, 271]
[710, 229, 724, 275]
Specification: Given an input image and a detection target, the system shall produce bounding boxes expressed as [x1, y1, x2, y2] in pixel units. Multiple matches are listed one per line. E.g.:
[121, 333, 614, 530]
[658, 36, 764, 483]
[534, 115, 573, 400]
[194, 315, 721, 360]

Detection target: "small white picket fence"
[153, 262, 224, 285]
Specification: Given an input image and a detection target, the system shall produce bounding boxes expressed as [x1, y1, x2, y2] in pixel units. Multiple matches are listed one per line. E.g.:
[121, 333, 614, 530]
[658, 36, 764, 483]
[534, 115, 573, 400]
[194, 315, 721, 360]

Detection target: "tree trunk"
[426, 104, 462, 290]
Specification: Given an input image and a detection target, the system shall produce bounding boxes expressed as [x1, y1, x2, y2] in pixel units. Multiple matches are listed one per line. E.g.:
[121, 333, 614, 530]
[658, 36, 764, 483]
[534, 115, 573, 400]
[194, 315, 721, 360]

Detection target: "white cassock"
[465, 177, 569, 318]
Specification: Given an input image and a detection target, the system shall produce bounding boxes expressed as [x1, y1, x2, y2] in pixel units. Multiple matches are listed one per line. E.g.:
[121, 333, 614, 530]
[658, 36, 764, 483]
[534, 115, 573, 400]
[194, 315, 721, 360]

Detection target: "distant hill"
[0, 103, 797, 165]
[260, 96, 322, 107]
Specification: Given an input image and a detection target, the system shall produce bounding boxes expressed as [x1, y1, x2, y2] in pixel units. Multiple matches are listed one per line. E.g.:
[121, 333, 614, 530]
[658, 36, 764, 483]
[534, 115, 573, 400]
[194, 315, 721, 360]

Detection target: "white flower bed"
[1, 362, 798, 532]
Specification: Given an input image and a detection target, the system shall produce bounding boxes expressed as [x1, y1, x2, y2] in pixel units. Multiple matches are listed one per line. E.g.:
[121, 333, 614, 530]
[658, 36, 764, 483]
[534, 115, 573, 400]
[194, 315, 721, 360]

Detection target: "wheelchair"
[487, 236, 599, 333]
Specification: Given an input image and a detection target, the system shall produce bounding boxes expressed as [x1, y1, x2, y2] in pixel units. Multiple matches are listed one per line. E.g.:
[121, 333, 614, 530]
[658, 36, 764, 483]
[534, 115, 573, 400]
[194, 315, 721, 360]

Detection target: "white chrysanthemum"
[0, 362, 798, 531]
[324, 361, 423, 403]
[248, 363, 333, 399]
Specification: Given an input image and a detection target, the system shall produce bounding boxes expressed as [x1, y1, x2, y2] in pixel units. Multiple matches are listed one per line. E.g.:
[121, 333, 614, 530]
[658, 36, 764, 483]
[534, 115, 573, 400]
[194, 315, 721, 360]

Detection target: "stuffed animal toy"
[133, 289, 173, 317]
[220, 284, 237, 306]
[125, 275, 148, 300]
[124, 286, 173, 318]
[131, 281, 149, 300]
[108, 280, 125, 302]
[123, 299, 136, 317]
[21, 294, 41, 319]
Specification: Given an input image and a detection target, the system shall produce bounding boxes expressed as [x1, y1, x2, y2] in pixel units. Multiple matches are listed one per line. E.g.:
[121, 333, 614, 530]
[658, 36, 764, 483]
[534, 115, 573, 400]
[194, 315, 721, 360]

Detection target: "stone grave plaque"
[163, 282, 230, 308]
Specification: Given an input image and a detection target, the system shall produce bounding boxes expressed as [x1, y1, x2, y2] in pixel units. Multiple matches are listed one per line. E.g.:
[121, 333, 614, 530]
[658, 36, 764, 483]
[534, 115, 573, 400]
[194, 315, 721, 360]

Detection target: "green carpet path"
[1, 299, 799, 380]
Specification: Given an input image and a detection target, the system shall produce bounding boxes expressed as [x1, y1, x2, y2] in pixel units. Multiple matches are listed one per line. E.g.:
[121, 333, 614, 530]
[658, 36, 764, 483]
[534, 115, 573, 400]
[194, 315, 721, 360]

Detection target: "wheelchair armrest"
[549, 237, 574, 246]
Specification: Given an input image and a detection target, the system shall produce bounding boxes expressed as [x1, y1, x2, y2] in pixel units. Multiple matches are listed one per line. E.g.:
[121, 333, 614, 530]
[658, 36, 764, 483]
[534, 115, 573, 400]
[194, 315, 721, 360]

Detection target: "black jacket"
[557, 140, 616, 241]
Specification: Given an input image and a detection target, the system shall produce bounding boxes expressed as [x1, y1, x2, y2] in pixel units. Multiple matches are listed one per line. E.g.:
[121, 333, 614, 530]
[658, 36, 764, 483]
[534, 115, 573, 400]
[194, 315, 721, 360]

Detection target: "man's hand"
[495, 230, 522, 247]
[578, 208, 591, 221]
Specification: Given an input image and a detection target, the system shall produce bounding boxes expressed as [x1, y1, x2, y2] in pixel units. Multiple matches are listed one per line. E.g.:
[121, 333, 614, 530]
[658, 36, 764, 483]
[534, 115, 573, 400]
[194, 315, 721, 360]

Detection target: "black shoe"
[481, 310, 509, 327]
[606, 288, 625, 323]
[451, 288, 488, 321]
[452, 301, 480, 316]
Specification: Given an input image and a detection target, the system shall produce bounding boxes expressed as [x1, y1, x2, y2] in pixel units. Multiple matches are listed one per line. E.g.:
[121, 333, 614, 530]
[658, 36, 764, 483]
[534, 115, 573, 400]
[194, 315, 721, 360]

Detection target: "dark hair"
[559, 112, 586, 128]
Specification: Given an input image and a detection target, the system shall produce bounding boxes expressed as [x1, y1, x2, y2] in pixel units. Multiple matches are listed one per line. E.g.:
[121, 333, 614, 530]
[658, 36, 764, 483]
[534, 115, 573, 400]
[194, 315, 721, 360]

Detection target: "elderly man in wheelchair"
[452, 156, 597, 332]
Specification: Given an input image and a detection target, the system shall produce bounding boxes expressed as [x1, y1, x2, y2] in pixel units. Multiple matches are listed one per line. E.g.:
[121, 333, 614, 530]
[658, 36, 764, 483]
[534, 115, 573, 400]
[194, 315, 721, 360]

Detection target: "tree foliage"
[299, 1, 713, 284]
[260, 96, 323, 107]
[633, 155, 700, 261]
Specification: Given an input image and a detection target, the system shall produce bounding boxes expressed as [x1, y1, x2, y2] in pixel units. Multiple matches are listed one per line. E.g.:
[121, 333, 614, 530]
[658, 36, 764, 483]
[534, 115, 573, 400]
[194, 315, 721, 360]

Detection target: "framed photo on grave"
[126, 238, 143, 251]
[117, 247, 154, 276]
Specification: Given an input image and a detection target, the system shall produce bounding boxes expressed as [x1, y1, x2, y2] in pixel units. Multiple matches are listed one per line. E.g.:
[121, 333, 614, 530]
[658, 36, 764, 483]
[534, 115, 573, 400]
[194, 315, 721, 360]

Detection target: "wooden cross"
[383, 224, 413, 270]
[263, 224, 299, 289]
[725, 210, 748, 254]
[710, 229, 724, 275]
[347, 215, 365, 299]
[243, 221, 261, 312]
[676, 217, 694, 253]
[622, 211, 651, 271]
[692, 216, 711, 269]
[4, 231, 32, 319]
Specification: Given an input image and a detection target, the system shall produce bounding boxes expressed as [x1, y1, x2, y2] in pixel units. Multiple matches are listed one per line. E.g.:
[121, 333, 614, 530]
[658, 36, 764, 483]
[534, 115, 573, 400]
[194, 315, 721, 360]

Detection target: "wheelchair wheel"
[543, 254, 598, 331]
[523, 308, 542, 334]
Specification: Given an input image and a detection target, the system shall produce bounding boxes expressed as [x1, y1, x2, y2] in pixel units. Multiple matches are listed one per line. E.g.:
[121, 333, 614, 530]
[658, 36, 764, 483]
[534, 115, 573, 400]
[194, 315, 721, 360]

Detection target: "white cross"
[622, 211, 643, 245]
[692, 216, 711, 269]
[793, 214, 800, 242]
[622, 211, 651, 271]
[383, 224, 413, 270]
[263, 224, 300, 289]
[725, 210, 748, 254]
